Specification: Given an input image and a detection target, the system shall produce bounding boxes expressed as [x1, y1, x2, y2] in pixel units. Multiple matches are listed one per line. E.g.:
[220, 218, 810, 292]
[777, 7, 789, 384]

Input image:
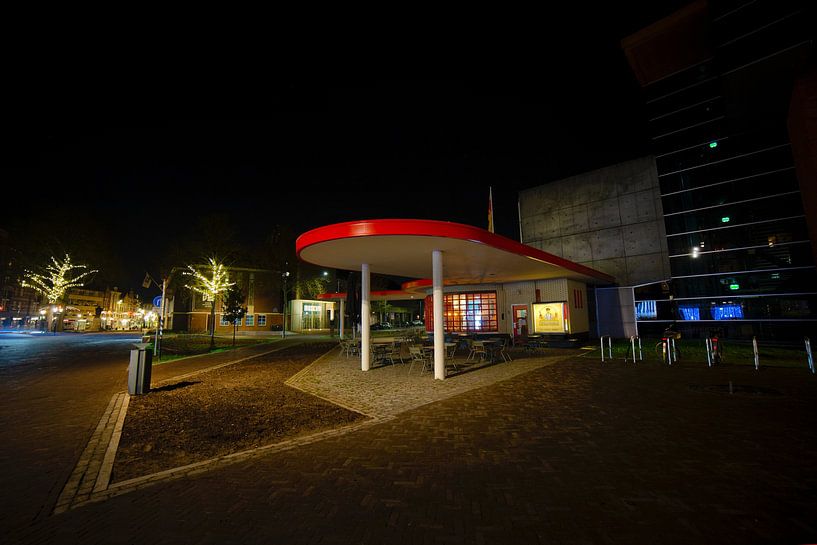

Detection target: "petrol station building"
[296, 219, 614, 380]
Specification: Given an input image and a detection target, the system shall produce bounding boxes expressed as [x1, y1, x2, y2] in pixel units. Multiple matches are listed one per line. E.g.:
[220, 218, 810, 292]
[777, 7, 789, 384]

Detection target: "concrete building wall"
[566, 280, 589, 335]
[519, 156, 670, 287]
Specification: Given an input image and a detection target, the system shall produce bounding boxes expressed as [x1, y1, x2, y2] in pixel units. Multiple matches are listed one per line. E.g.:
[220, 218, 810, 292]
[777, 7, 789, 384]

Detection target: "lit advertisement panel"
[532, 302, 567, 333]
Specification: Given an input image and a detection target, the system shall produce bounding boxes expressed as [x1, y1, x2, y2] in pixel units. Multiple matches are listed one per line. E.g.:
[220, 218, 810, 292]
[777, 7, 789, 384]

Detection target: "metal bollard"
[626, 336, 642, 363]
[705, 337, 712, 367]
[752, 336, 759, 371]
[806, 337, 814, 374]
[600, 335, 612, 363]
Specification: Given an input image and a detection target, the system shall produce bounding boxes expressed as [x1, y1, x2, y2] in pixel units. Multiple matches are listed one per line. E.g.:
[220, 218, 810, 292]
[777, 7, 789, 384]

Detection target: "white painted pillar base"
[432, 250, 445, 380]
[361, 264, 370, 371]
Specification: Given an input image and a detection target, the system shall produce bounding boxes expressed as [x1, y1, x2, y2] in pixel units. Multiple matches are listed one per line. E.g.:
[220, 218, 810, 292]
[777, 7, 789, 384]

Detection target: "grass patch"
[151, 334, 272, 364]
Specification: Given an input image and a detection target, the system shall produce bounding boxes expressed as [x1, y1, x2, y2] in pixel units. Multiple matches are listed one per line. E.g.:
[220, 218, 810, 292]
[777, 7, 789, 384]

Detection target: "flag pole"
[517, 197, 523, 242]
[488, 186, 494, 233]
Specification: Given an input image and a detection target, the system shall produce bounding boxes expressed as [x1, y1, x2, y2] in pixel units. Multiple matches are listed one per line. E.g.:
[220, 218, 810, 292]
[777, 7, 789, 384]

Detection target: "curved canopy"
[297, 219, 614, 285]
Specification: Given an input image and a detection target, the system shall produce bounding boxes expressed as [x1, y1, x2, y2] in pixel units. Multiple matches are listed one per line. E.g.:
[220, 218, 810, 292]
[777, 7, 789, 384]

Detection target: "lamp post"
[282, 269, 290, 338]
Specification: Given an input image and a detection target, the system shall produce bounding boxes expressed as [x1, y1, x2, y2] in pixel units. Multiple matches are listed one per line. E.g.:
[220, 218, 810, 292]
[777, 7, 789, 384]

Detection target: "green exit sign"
[721, 216, 730, 223]
[709, 141, 718, 148]
[729, 283, 740, 290]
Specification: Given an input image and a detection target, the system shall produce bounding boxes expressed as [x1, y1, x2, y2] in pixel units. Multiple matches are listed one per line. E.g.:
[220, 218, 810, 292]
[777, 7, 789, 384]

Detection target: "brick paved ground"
[7, 353, 817, 545]
[0, 336, 296, 534]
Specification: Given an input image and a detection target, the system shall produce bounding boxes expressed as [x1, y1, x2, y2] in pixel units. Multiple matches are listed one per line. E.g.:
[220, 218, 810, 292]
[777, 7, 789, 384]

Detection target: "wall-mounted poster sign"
[532, 302, 567, 333]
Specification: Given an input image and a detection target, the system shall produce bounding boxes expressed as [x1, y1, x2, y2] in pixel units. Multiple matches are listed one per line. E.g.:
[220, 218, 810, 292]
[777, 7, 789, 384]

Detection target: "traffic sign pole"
[154, 278, 167, 357]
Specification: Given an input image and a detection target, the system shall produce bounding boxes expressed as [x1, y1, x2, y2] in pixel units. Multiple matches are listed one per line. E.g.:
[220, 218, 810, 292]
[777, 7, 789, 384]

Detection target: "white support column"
[339, 298, 345, 340]
[432, 250, 445, 380]
[361, 263, 370, 371]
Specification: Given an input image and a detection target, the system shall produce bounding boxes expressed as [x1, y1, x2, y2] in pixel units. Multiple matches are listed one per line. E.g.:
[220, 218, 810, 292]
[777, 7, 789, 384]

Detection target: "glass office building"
[623, 0, 817, 338]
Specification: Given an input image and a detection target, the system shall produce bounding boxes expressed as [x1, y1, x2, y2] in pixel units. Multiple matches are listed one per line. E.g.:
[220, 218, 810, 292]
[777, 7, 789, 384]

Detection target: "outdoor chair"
[445, 343, 459, 373]
[498, 337, 512, 362]
[470, 340, 488, 362]
[465, 339, 478, 361]
[408, 346, 432, 374]
[341, 339, 359, 358]
[385, 341, 404, 365]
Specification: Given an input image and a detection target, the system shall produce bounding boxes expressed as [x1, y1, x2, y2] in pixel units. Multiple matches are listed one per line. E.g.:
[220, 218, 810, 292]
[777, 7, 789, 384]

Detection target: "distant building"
[169, 266, 284, 334]
[287, 299, 336, 333]
[66, 287, 141, 331]
[0, 229, 44, 328]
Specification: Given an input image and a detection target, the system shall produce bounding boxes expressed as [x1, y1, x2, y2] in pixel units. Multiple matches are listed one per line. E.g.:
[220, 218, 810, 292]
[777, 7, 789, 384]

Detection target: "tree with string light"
[21, 254, 98, 332]
[183, 257, 235, 350]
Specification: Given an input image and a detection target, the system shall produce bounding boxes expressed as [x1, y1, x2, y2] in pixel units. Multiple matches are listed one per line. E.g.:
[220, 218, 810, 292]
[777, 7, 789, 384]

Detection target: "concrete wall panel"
[624, 253, 668, 285]
[519, 156, 670, 287]
[588, 198, 622, 230]
[562, 234, 593, 262]
[622, 224, 663, 256]
[559, 204, 589, 235]
[535, 237, 565, 257]
[590, 228, 625, 260]
[588, 257, 628, 283]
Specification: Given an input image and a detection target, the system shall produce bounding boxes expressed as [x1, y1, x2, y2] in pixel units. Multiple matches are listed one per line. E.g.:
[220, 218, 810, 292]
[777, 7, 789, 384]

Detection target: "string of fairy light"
[183, 257, 234, 301]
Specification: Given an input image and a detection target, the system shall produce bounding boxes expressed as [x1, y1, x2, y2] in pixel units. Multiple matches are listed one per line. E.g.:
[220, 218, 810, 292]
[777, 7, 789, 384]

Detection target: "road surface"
[0, 332, 140, 532]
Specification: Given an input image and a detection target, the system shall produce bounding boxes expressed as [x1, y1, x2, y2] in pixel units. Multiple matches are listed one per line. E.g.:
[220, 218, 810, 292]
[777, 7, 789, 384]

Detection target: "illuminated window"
[245, 314, 254, 326]
[679, 306, 700, 320]
[636, 300, 657, 319]
[424, 291, 498, 333]
[712, 304, 743, 320]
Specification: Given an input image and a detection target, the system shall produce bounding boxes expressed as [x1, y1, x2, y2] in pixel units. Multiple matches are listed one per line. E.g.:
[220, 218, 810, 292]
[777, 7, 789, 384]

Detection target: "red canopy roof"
[297, 219, 614, 286]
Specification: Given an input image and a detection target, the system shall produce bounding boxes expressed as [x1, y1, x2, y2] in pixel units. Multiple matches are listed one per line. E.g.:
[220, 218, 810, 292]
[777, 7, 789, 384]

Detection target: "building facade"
[622, 0, 817, 339]
[170, 266, 284, 334]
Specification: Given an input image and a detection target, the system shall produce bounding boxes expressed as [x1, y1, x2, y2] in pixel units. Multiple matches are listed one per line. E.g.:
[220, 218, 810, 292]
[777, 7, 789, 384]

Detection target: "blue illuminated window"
[679, 306, 700, 320]
[711, 305, 743, 320]
[636, 300, 657, 319]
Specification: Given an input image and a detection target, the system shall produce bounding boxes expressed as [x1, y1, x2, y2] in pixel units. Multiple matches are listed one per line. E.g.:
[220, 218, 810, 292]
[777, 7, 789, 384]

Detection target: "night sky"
[2, 3, 689, 290]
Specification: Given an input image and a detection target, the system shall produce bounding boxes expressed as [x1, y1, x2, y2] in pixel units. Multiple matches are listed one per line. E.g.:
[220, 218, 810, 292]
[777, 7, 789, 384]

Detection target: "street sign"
[153, 296, 163, 308]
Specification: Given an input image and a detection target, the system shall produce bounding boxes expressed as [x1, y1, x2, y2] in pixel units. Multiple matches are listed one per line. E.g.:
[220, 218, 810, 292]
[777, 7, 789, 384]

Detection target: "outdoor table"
[371, 343, 390, 364]
[482, 339, 502, 362]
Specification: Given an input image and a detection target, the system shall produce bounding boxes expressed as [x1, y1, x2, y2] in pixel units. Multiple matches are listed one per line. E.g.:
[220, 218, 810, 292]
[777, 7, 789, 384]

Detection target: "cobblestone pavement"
[8, 353, 817, 545]
[286, 346, 579, 417]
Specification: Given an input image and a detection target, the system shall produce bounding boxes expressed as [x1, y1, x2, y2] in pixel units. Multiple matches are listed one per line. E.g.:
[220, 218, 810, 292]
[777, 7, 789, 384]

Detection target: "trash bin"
[128, 342, 153, 395]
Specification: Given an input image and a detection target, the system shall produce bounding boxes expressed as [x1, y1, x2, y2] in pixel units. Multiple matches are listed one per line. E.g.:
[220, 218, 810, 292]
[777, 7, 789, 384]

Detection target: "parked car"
[411, 320, 424, 327]
[371, 322, 392, 330]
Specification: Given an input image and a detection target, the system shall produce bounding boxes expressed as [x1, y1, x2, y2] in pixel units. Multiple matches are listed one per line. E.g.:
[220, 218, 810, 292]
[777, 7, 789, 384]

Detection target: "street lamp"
[282, 269, 290, 338]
